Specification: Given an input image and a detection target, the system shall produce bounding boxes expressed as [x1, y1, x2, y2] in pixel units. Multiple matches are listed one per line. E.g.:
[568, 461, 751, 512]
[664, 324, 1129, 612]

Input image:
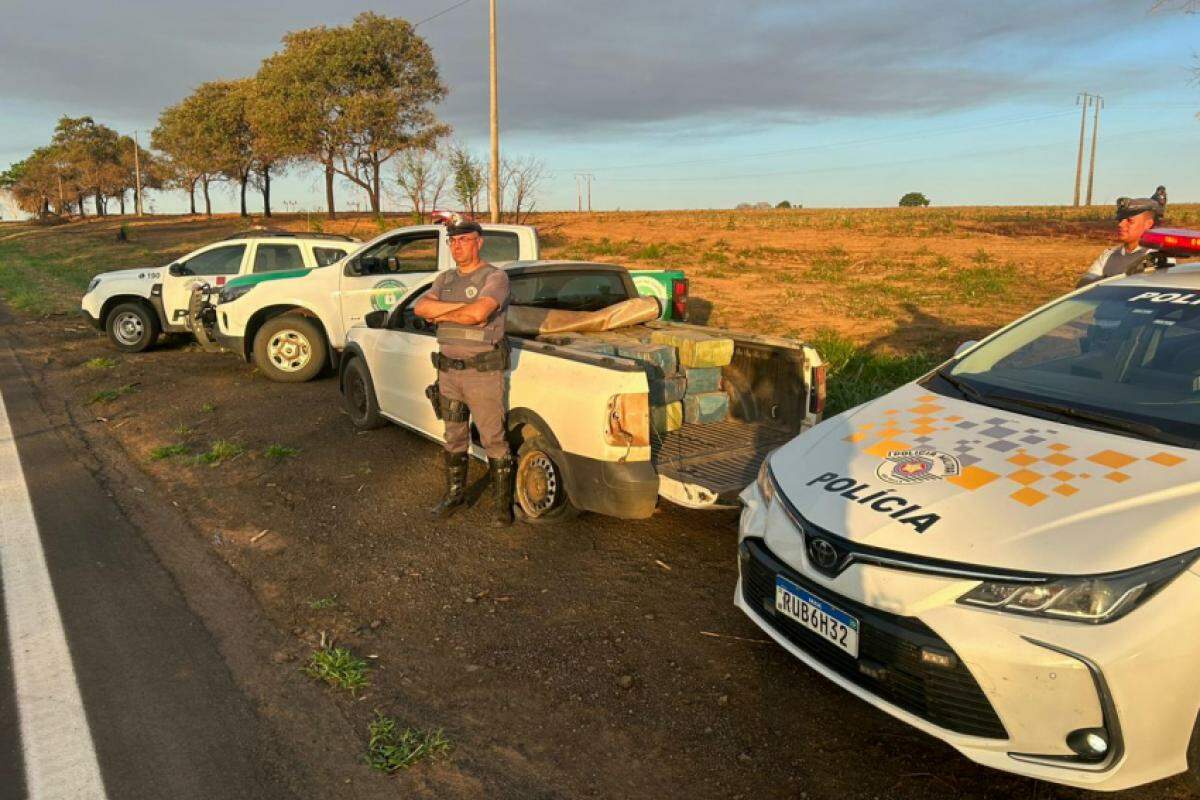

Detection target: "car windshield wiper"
[978, 394, 1193, 449]
[936, 368, 987, 403]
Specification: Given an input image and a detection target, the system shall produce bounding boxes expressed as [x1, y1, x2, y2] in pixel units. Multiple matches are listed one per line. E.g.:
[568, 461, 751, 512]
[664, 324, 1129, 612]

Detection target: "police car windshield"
[943, 285, 1200, 446]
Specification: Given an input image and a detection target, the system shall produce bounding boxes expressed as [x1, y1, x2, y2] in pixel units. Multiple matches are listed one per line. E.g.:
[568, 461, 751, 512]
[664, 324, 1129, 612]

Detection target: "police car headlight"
[756, 455, 776, 505]
[958, 550, 1199, 624]
[218, 283, 255, 304]
[86, 277, 101, 294]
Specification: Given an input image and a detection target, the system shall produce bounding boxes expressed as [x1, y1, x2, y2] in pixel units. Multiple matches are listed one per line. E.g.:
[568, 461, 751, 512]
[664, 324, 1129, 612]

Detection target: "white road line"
[0, 386, 108, 799]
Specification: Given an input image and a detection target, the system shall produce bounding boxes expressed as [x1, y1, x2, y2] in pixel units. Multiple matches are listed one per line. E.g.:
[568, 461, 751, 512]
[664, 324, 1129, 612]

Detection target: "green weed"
[364, 712, 452, 773]
[201, 402, 217, 413]
[264, 444, 300, 460]
[954, 262, 1016, 301]
[88, 384, 137, 404]
[174, 423, 194, 437]
[84, 357, 118, 369]
[308, 595, 337, 610]
[149, 443, 189, 460]
[195, 440, 244, 465]
[813, 330, 939, 416]
[304, 646, 370, 693]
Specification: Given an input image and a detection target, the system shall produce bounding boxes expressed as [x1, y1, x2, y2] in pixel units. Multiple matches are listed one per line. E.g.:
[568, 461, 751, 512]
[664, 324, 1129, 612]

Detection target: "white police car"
[738, 236, 1200, 790]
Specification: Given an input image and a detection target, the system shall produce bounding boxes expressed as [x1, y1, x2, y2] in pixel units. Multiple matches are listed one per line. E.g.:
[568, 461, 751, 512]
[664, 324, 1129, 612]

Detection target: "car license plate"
[775, 575, 860, 658]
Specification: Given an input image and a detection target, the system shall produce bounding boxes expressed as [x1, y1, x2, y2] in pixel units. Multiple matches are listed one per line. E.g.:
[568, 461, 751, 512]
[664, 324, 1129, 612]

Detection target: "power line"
[573, 110, 1078, 174]
[413, 0, 475, 27]
[598, 123, 1193, 184]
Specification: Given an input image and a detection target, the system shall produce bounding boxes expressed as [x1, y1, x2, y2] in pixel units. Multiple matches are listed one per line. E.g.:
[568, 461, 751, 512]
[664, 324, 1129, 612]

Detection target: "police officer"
[413, 216, 514, 526]
[1077, 195, 1164, 288]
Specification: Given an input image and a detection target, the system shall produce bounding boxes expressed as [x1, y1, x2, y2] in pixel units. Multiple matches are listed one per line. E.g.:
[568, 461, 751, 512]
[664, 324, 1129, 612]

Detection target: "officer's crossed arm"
[412, 296, 499, 326]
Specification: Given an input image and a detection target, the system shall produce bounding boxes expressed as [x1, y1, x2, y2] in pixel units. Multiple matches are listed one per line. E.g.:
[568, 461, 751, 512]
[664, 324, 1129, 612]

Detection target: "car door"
[373, 283, 442, 438]
[338, 229, 442, 337]
[163, 243, 248, 328]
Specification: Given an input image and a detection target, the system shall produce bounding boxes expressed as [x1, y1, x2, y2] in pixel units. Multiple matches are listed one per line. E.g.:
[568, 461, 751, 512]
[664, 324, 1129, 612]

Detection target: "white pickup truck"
[203, 223, 539, 381]
[338, 260, 825, 522]
[80, 230, 359, 352]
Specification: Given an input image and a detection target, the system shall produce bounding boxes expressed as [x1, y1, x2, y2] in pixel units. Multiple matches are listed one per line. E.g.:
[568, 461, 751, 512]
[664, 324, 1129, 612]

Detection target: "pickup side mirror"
[344, 258, 363, 277]
[168, 263, 193, 277]
[954, 340, 978, 358]
[364, 310, 388, 329]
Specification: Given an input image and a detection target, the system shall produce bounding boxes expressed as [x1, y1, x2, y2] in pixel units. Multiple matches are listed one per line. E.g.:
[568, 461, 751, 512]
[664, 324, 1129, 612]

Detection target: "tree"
[153, 92, 229, 216]
[394, 148, 447, 222]
[775, 200, 792, 209]
[448, 143, 484, 216]
[502, 155, 546, 223]
[51, 116, 123, 216]
[255, 12, 449, 217]
[899, 192, 930, 207]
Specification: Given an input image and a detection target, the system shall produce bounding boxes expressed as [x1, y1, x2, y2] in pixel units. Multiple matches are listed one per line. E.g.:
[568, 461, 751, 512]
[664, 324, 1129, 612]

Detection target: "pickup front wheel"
[105, 302, 160, 352]
[253, 315, 327, 383]
[514, 436, 579, 524]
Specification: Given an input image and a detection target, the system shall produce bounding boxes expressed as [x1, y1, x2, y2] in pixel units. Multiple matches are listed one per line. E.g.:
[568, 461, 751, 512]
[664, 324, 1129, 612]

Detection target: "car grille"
[740, 538, 1008, 740]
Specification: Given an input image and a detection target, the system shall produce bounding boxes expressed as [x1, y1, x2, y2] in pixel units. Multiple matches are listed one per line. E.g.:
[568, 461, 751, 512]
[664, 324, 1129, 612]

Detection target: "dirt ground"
[2, 209, 1199, 798]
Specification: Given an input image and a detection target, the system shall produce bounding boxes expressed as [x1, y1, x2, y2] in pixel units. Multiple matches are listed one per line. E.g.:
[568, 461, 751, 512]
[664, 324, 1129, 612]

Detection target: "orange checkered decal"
[843, 395, 1187, 508]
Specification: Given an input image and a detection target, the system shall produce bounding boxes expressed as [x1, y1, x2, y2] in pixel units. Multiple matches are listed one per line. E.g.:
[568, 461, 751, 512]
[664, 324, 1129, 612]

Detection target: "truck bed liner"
[651, 419, 792, 497]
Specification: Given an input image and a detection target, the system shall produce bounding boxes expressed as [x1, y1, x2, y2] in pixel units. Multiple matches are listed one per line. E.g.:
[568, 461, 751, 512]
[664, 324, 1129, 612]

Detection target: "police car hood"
[768, 382, 1199, 575]
[95, 267, 158, 284]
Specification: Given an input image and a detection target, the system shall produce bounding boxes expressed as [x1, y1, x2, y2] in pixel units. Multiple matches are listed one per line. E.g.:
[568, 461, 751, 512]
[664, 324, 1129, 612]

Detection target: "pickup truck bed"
[653, 418, 793, 496]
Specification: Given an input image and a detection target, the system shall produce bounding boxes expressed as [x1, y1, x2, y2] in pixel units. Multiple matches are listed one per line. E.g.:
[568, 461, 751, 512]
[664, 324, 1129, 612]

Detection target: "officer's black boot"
[489, 455, 515, 527]
[430, 451, 469, 519]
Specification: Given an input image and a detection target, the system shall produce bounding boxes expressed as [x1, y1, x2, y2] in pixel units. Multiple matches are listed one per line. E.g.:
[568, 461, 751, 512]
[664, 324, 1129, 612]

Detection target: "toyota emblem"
[808, 538, 839, 571]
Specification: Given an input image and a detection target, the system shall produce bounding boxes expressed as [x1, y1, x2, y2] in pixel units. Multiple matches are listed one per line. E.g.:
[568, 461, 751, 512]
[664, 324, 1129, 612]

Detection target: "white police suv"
[738, 243, 1200, 790]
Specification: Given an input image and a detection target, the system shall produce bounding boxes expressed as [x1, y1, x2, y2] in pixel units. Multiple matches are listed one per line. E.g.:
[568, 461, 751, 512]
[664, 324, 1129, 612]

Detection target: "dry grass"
[4, 205, 1196, 361]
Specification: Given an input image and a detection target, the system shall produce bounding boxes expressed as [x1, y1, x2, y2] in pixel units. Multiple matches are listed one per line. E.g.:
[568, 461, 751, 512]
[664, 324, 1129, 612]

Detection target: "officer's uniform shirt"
[420, 264, 509, 359]
[1082, 245, 1152, 282]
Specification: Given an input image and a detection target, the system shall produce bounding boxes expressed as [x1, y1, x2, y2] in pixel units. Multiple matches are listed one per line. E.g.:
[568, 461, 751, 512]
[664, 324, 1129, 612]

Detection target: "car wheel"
[253, 315, 327, 383]
[514, 435, 579, 524]
[105, 302, 160, 352]
[342, 357, 386, 430]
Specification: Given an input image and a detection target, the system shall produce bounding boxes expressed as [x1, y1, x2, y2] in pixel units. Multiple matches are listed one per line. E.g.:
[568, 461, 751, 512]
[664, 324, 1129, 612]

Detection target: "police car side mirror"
[954, 340, 978, 358]
[364, 310, 387, 329]
[168, 263, 192, 277]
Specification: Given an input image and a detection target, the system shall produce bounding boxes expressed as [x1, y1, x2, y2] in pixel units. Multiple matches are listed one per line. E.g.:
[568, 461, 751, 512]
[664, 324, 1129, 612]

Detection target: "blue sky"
[2, 1, 1198, 214]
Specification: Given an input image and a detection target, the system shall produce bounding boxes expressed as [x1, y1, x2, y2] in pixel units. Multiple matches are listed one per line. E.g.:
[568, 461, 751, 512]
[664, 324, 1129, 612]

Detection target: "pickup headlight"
[958, 549, 1199, 624]
[86, 277, 101, 294]
[755, 455, 776, 505]
[218, 283, 255, 304]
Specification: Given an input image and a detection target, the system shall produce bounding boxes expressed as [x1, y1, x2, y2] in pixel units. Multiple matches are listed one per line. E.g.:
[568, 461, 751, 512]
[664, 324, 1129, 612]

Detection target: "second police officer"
[413, 215, 514, 526]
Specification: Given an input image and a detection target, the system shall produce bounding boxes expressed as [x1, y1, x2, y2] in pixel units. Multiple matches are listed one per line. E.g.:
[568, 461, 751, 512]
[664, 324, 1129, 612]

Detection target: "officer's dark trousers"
[439, 367, 509, 459]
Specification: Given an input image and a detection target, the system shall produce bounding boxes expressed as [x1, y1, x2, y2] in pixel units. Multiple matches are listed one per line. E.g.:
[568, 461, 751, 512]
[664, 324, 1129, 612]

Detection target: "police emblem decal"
[876, 449, 962, 485]
[465, 286, 478, 299]
[370, 279, 407, 312]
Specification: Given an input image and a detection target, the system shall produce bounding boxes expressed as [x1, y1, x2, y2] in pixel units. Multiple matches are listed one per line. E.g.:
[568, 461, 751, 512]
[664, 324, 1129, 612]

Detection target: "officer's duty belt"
[432, 347, 507, 372]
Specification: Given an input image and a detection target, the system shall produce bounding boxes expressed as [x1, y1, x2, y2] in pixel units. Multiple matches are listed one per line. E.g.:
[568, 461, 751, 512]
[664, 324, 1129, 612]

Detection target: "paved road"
[0, 329, 297, 800]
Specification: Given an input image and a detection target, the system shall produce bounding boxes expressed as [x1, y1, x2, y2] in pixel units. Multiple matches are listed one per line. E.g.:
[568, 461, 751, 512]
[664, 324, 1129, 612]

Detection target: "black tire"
[342, 357, 386, 430]
[513, 434, 580, 524]
[105, 301, 160, 352]
[253, 315, 327, 383]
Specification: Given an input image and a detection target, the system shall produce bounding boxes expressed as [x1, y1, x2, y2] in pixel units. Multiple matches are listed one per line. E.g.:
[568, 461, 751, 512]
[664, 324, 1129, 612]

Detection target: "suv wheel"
[254, 315, 327, 383]
[105, 302, 160, 352]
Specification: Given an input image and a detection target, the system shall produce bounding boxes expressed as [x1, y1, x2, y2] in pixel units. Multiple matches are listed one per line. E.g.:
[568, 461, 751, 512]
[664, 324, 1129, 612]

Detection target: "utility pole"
[488, 0, 500, 223]
[1085, 95, 1103, 207]
[1073, 92, 1092, 207]
[133, 130, 144, 217]
[574, 173, 594, 212]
